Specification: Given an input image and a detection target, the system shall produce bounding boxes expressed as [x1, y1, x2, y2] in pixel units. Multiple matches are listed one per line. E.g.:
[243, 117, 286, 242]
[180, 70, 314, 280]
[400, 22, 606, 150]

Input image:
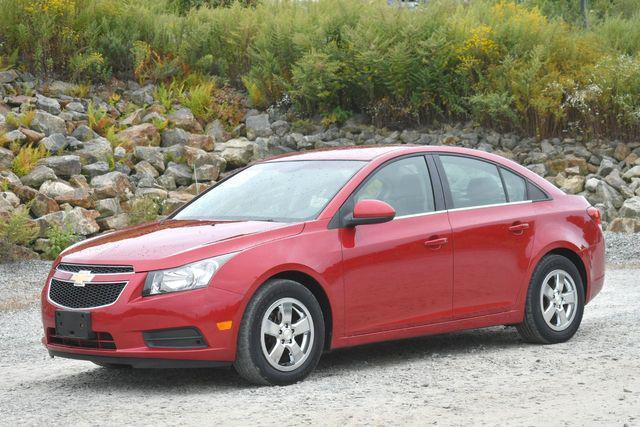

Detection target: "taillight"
[587, 206, 601, 226]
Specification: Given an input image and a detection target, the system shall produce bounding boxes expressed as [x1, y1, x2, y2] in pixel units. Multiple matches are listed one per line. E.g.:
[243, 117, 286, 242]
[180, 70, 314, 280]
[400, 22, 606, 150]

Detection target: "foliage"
[321, 107, 352, 128]
[1, 0, 640, 137]
[86, 101, 113, 134]
[128, 196, 160, 225]
[12, 144, 47, 176]
[44, 224, 78, 260]
[5, 110, 35, 129]
[180, 81, 215, 120]
[0, 205, 38, 246]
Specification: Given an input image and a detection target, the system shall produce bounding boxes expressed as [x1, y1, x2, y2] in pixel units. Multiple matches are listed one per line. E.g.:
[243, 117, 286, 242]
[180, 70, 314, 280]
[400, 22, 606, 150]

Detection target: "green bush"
[128, 197, 160, 226]
[44, 224, 79, 260]
[2, 0, 640, 138]
[0, 206, 38, 247]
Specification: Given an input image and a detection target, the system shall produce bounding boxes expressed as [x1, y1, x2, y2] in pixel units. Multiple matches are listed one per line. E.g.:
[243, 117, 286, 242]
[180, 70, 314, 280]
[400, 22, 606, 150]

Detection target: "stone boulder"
[560, 175, 585, 195]
[20, 165, 57, 188]
[133, 146, 165, 172]
[30, 193, 60, 217]
[82, 162, 110, 178]
[607, 218, 640, 233]
[246, 113, 272, 140]
[31, 110, 66, 135]
[116, 123, 160, 147]
[0, 147, 14, 169]
[71, 125, 97, 142]
[90, 171, 135, 199]
[0, 191, 20, 213]
[76, 138, 113, 164]
[619, 196, 640, 219]
[96, 198, 122, 218]
[38, 155, 81, 178]
[39, 133, 67, 153]
[39, 180, 75, 199]
[164, 163, 192, 187]
[55, 188, 93, 209]
[64, 207, 101, 236]
[35, 94, 61, 115]
[162, 191, 194, 214]
[0, 69, 18, 84]
[168, 108, 202, 133]
[220, 138, 254, 169]
[134, 160, 160, 178]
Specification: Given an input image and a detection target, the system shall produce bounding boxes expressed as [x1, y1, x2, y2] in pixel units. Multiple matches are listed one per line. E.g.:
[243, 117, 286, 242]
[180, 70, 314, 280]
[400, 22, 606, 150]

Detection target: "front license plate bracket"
[55, 311, 93, 340]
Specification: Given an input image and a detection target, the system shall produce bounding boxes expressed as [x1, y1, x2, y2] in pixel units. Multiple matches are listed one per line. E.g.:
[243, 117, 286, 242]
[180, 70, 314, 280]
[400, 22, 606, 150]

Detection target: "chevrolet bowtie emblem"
[70, 270, 94, 287]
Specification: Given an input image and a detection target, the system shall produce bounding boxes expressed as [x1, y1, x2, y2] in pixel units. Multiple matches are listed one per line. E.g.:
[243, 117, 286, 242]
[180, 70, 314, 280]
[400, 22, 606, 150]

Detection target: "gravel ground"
[1, 232, 638, 426]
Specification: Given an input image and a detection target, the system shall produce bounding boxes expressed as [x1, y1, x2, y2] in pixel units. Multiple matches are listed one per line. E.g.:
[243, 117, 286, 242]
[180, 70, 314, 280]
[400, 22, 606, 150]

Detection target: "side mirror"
[345, 199, 396, 227]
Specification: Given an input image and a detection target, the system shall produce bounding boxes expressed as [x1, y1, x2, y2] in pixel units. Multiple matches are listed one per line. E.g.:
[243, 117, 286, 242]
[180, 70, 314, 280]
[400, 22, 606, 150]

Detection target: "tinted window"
[175, 160, 365, 222]
[354, 156, 435, 216]
[500, 168, 527, 202]
[440, 155, 506, 208]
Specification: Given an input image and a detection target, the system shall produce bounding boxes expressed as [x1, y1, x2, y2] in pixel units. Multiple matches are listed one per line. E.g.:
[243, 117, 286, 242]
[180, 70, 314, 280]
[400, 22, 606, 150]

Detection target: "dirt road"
[1, 262, 638, 426]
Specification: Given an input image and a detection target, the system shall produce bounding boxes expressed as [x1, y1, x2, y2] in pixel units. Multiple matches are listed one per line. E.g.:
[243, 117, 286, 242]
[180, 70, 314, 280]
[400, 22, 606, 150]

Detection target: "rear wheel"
[517, 254, 585, 344]
[234, 279, 325, 385]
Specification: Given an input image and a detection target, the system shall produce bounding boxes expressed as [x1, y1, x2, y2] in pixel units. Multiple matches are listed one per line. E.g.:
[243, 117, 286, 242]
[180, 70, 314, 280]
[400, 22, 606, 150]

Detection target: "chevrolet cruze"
[41, 146, 605, 385]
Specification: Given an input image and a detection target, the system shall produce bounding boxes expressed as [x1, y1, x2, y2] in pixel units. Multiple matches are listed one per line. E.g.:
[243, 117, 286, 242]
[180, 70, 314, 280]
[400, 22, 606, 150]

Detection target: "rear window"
[440, 155, 506, 209]
[500, 167, 527, 202]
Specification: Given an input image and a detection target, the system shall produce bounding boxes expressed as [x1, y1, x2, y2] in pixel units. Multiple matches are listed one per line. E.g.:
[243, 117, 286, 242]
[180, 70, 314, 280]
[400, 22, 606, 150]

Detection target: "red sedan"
[41, 146, 605, 385]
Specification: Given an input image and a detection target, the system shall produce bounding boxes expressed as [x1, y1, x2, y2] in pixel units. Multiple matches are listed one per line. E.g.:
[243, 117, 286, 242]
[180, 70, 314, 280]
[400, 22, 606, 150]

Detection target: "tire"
[234, 279, 325, 385]
[517, 254, 585, 344]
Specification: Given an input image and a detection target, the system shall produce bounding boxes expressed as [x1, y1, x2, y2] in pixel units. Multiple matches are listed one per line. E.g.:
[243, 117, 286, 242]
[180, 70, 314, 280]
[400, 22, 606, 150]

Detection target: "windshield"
[174, 160, 366, 222]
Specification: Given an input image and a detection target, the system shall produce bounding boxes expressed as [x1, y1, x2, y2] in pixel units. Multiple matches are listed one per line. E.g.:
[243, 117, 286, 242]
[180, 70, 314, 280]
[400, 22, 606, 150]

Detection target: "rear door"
[435, 154, 539, 319]
[339, 155, 453, 335]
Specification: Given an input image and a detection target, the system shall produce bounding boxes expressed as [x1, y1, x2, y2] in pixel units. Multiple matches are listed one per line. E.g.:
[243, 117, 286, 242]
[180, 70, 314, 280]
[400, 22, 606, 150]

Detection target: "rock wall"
[1, 73, 640, 258]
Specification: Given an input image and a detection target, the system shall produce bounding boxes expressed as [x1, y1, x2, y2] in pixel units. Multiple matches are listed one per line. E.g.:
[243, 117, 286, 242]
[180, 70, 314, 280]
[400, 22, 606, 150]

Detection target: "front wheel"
[517, 254, 585, 344]
[234, 279, 325, 385]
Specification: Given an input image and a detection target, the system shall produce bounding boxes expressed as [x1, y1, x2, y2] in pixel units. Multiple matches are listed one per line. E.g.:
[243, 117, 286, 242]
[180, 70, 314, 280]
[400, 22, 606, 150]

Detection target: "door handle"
[424, 237, 448, 248]
[508, 222, 530, 234]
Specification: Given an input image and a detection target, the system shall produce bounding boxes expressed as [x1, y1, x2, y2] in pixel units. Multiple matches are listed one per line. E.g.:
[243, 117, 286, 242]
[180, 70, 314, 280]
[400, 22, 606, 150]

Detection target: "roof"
[266, 146, 405, 161]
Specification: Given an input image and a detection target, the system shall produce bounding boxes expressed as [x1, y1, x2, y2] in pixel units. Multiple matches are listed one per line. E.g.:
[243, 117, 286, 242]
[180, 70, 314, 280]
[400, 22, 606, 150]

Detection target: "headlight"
[143, 253, 238, 296]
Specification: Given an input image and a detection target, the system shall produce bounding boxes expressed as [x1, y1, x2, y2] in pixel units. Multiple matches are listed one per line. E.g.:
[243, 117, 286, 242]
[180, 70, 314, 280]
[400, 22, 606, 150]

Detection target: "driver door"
[339, 155, 453, 335]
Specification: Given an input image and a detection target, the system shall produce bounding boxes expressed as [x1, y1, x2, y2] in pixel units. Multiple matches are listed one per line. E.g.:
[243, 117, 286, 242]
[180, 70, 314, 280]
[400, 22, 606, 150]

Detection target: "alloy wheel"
[260, 297, 315, 372]
[539, 269, 578, 331]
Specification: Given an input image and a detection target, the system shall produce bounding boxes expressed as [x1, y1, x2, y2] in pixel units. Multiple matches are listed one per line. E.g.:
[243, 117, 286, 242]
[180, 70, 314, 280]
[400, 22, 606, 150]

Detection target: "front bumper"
[41, 268, 246, 364]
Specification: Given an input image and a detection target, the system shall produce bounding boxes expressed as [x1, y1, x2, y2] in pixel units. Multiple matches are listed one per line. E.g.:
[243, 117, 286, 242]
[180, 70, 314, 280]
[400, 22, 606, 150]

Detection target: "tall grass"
[1, 0, 640, 138]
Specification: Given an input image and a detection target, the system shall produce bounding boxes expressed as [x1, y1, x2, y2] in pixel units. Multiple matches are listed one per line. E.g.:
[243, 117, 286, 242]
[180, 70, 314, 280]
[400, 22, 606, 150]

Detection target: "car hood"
[59, 219, 305, 272]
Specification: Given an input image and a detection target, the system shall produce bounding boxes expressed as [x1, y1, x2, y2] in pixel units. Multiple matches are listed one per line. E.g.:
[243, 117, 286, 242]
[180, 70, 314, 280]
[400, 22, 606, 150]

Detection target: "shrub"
[181, 81, 215, 120]
[12, 144, 47, 176]
[0, 205, 39, 247]
[44, 224, 78, 260]
[128, 196, 160, 225]
[1, 0, 640, 138]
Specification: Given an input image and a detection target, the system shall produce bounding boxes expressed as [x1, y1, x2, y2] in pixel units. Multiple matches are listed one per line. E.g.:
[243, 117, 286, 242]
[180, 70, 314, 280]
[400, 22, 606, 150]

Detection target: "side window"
[354, 156, 435, 216]
[500, 168, 527, 202]
[440, 155, 506, 209]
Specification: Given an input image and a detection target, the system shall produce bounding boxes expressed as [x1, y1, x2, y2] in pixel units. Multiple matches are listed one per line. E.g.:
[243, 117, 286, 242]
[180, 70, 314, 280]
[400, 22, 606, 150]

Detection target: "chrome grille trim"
[56, 263, 135, 275]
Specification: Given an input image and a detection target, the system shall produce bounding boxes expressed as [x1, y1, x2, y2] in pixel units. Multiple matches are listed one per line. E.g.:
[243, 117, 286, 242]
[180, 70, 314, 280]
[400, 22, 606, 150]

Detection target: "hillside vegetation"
[1, 0, 640, 139]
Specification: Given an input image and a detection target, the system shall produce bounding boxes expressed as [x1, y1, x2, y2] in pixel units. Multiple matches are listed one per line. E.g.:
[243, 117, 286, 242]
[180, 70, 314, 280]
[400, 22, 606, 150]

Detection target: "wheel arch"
[527, 244, 588, 303]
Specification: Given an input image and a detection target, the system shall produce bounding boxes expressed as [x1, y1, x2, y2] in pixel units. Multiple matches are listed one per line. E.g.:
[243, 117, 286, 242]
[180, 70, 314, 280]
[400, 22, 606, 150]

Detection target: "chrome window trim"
[394, 209, 447, 220]
[446, 199, 533, 213]
[47, 279, 128, 311]
[392, 200, 533, 221]
[56, 263, 135, 275]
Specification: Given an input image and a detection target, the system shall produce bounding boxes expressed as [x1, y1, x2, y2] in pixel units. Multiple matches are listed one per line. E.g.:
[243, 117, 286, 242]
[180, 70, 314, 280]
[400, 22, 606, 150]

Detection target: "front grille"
[47, 328, 117, 350]
[57, 263, 134, 274]
[49, 279, 126, 309]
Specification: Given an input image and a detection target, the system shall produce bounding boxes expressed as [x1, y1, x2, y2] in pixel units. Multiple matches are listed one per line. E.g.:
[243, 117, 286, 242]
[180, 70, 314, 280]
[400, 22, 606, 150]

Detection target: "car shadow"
[33, 325, 525, 392]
